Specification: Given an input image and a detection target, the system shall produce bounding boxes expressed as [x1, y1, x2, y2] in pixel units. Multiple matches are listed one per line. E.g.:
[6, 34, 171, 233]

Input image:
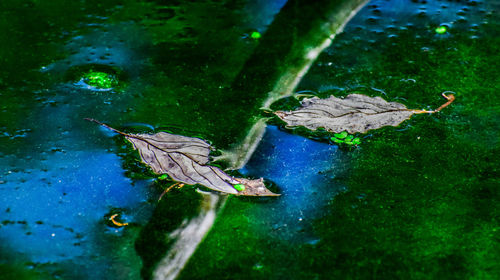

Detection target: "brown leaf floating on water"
[86, 119, 279, 196]
[274, 93, 454, 134]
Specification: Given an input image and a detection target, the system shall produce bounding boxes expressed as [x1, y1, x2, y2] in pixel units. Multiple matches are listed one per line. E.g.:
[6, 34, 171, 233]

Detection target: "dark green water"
[1, 0, 499, 279]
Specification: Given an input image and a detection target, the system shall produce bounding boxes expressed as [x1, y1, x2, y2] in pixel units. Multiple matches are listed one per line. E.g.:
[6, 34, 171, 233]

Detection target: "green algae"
[331, 131, 361, 146]
[233, 184, 246, 192]
[82, 71, 118, 89]
[250, 31, 262, 39]
[435, 26, 447, 34]
[334, 131, 348, 139]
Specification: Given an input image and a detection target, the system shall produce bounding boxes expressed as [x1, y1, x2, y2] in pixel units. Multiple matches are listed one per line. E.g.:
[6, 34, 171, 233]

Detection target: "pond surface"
[1, 0, 499, 279]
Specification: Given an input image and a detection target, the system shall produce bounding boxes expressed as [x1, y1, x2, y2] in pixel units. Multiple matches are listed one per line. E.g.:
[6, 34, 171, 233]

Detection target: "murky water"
[1, 0, 499, 279]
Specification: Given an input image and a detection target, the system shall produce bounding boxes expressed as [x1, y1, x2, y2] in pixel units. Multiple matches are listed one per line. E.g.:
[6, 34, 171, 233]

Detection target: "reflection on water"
[239, 126, 348, 243]
[153, 191, 225, 280]
[0, 146, 155, 279]
[150, 125, 349, 280]
[0, 151, 152, 263]
[175, 125, 351, 279]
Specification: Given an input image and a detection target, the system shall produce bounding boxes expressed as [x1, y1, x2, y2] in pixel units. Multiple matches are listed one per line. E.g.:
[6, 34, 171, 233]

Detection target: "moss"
[82, 71, 118, 89]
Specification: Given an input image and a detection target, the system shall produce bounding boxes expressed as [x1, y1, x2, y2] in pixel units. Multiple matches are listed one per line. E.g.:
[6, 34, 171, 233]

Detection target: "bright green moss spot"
[435, 26, 447, 34]
[334, 131, 348, 139]
[331, 132, 361, 145]
[82, 70, 118, 89]
[331, 137, 344, 143]
[250, 31, 261, 39]
[233, 184, 245, 192]
[158, 174, 169, 180]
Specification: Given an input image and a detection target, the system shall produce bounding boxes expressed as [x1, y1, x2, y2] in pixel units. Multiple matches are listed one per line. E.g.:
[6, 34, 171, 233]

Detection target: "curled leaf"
[86, 119, 279, 196]
[275, 93, 454, 134]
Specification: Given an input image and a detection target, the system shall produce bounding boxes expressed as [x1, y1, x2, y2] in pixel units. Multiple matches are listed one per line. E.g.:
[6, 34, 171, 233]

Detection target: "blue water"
[240, 126, 348, 244]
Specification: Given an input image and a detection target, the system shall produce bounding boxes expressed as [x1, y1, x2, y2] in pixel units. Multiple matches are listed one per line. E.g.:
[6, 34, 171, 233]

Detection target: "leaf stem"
[84, 118, 129, 136]
[434, 92, 455, 112]
[413, 92, 455, 114]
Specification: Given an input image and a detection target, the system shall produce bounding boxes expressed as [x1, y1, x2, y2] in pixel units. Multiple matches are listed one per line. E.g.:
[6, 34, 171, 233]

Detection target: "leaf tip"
[234, 178, 280, 196]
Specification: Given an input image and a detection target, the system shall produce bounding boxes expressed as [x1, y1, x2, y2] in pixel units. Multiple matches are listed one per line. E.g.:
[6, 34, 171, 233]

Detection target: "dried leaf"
[86, 119, 279, 196]
[275, 93, 454, 134]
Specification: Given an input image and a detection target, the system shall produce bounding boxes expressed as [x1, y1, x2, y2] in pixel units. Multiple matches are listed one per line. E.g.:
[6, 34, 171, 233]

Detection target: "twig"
[110, 214, 128, 227]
